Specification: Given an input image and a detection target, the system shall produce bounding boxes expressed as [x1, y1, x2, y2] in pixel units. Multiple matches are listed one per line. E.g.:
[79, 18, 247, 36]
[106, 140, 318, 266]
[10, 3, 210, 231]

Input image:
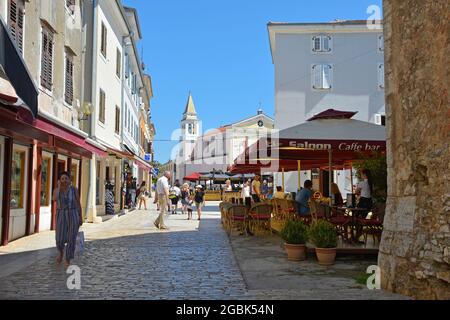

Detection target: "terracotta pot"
[284, 243, 306, 261]
[315, 247, 337, 266]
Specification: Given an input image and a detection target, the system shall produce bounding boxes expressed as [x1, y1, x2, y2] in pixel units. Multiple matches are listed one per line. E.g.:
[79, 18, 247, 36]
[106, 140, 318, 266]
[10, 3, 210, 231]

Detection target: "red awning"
[184, 172, 202, 181]
[35, 118, 107, 158]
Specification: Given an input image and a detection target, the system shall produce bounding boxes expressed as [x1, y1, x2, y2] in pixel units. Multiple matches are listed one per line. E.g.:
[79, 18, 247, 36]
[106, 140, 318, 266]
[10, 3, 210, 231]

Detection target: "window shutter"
[9, 0, 25, 54]
[378, 35, 384, 51]
[101, 23, 107, 58]
[99, 90, 105, 123]
[323, 65, 332, 89]
[125, 54, 129, 78]
[115, 106, 120, 133]
[8, 0, 17, 43]
[378, 63, 385, 88]
[312, 65, 322, 89]
[116, 49, 121, 78]
[65, 53, 74, 105]
[41, 27, 54, 91]
[312, 36, 321, 52]
[322, 36, 331, 52]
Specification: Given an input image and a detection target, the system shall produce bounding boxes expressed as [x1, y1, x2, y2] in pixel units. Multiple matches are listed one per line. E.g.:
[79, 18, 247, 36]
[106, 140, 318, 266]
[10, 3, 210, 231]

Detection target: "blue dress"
[55, 186, 81, 261]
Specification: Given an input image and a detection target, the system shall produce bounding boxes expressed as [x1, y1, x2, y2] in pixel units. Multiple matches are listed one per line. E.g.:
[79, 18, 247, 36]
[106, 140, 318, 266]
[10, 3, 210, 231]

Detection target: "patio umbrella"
[231, 109, 386, 192]
[184, 172, 202, 182]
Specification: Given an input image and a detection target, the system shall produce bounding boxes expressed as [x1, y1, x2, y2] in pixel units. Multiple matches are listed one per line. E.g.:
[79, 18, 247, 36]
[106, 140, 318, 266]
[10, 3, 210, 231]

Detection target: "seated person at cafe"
[295, 180, 313, 215]
[273, 186, 286, 199]
[331, 183, 344, 206]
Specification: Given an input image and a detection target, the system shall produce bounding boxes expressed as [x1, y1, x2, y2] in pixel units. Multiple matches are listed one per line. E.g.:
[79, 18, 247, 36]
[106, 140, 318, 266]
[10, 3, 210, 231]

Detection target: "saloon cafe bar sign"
[235, 109, 386, 167]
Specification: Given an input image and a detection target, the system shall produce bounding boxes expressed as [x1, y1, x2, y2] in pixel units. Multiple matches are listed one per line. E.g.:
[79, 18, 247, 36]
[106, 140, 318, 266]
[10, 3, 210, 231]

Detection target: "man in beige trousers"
[154, 171, 171, 230]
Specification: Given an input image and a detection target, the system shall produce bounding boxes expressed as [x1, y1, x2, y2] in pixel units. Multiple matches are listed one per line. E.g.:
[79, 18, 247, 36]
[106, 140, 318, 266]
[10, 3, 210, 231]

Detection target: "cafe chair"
[359, 206, 385, 247]
[248, 203, 273, 236]
[226, 204, 249, 236]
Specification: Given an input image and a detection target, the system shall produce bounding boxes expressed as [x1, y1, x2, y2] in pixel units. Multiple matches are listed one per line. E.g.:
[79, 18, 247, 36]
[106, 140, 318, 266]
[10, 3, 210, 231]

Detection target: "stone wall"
[378, 0, 450, 299]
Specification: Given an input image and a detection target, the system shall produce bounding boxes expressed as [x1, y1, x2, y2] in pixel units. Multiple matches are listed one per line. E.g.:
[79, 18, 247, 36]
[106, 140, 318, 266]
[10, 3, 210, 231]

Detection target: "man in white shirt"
[154, 171, 171, 230]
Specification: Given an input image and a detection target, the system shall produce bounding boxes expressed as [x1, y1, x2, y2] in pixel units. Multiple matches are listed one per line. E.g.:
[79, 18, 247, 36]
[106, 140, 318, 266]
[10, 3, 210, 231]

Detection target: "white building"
[83, 1, 148, 221]
[175, 92, 274, 181]
[267, 20, 385, 194]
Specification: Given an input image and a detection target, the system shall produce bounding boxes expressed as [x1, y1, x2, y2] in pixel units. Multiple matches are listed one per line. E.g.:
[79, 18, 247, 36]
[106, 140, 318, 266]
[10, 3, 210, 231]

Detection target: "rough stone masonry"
[379, 0, 450, 299]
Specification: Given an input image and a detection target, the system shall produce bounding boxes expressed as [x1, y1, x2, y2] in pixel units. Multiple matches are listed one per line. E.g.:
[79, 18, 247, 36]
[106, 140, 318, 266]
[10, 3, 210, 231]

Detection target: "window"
[100, 22, 107, 58]
[8, 0, 25, 54]
[312, 35, 332, 53]
[64, 50, 74, 105]
[99, 89, 105, 123]
[66, 0, 75, 14]
[375, 114, 386, 126]
[116, 48, 121, 78]
[40, 157, 51, 206]
[40, 24, 54, 91]
[312, 64, 333, 90]
[378, 35, 384, 51]
[378, 63, 385, 89]
[115, 106, 120, 134]
[10, 150, 25, 209]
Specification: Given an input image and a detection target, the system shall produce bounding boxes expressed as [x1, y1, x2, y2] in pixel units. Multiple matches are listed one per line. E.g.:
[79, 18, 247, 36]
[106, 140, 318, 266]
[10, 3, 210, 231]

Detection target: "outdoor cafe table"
[331, 206, 370, 243]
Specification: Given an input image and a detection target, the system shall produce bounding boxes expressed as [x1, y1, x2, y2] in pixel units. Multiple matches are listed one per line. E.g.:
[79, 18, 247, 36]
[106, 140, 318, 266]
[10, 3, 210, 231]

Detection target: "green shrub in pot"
[308, 220, 337, 248]
[280, 220, 309, 245]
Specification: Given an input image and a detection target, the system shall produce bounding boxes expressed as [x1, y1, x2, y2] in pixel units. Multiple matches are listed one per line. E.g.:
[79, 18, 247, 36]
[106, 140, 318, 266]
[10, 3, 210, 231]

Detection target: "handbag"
[75, 231, 85, 255]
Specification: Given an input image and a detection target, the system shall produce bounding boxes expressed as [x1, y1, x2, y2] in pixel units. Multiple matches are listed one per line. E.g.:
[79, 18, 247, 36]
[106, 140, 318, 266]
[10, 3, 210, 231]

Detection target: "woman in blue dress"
[53, 172, 83, 268]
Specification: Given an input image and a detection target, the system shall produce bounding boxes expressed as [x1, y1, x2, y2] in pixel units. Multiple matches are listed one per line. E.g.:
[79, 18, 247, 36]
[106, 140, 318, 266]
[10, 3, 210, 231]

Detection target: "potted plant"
[309, 220, 338, 266]
[280, 220, 309, 261]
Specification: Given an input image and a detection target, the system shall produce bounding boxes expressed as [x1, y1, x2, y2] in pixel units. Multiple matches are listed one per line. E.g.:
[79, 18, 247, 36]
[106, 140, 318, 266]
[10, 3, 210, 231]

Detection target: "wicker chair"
[248, 203, 273, 236]
[220, 202, 234, 229]
[270, 198, 297, 233]
[226, 204, 249, 236]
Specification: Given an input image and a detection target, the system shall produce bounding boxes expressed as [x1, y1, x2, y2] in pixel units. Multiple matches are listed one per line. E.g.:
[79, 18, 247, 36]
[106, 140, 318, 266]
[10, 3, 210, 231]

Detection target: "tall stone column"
[379, 0, 450, 299]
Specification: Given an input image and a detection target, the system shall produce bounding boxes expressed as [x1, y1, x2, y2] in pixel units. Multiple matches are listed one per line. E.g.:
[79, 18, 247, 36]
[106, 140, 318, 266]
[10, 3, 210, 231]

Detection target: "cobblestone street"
[0, 201, 407, 300]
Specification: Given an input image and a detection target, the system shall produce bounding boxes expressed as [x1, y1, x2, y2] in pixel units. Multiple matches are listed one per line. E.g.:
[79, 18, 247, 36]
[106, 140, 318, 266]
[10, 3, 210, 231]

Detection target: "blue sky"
[123, 0, 383, 163]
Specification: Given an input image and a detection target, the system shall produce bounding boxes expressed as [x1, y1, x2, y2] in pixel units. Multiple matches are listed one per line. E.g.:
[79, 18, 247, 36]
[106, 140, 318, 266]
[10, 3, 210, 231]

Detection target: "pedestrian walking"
[53, 172, 83, 268]
[105, 180, 115, 215]
[169, 182, 181, 214]
[154, 171, 171, 230]
[251, 175, 262, 203]
[241, 180, 252, 209]
[194, 185, 205, 221]
[137, 181, 148, 210]
[180, 183, 190, 215]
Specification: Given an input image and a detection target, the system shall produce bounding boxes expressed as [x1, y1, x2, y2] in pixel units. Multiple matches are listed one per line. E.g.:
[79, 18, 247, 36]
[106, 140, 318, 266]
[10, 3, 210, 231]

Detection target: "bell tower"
[179, 92, 199, 162]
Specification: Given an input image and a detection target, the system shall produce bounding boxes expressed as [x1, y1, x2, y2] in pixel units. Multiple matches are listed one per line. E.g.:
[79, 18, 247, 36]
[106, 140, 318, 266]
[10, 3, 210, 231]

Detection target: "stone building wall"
[378, 0, 450, 299]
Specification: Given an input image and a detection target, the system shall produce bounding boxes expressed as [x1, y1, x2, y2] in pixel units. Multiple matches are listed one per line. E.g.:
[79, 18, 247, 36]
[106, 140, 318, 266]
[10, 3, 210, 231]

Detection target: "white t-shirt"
[242, 185, 251, 198]
[357, 180, 372, 198]
[156, 176, 169, 195]
[173, 186, 181, 196]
